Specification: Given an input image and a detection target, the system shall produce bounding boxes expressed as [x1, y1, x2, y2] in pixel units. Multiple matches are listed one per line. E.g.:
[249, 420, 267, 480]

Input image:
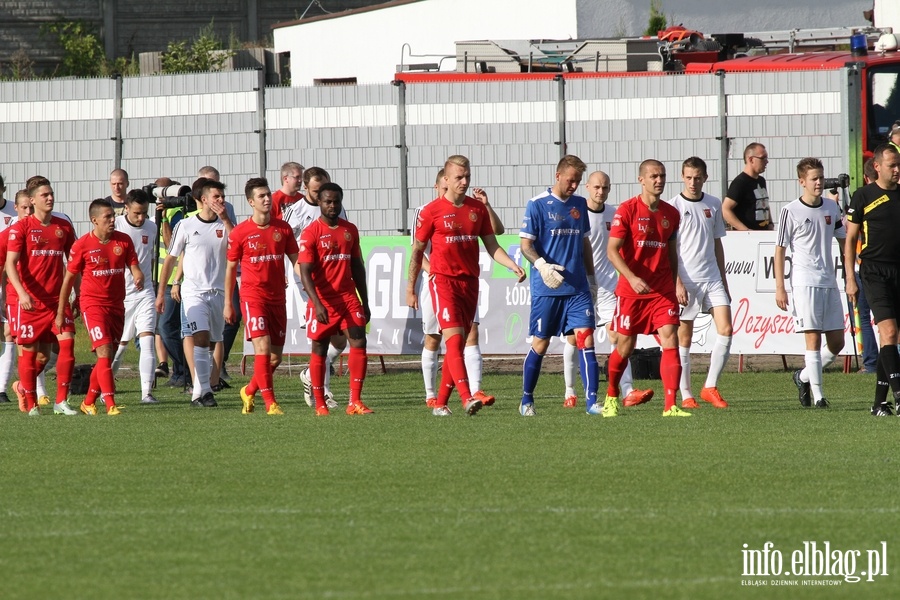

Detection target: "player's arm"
[482, 234, 526, 282]
[473, 188, 505, 235]
[722, 197, 749, 231]
[667, 235, 678, 287]
[171, 256, 185, 302]
[844, 222, 861, 304]
[155, 254, 177, 313]
[607, 236, 649, 295]
[130, 264, 144, 291]
[350, 256, 371, 323]
[299, 262, 328, 324]
[520, 237, 563, 288]
[56, 270, 78, 330]
[714, 238, 730, 298]
[774, 245, 789, 311]
[406, 239, 427, 310]
[5, 248, 30, 310]
[224, 259, 238, 325]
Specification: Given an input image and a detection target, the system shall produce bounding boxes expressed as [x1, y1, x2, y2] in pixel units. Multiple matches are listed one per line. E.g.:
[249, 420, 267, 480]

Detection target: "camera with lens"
[823, 173, 850, 191]
[142, 183, 197, 213]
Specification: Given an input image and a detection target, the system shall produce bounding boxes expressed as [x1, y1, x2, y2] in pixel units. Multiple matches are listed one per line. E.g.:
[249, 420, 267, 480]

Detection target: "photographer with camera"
[155, 178, 231, 407]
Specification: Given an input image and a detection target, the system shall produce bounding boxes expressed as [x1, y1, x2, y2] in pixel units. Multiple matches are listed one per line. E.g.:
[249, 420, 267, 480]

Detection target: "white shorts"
[595, 289, 617, 326]
[792, 286, 844, 332]
[122, 293, 157, 341]
[420, 278, 440, 336]
[182, 291, 225, 342]
[680, 279, 731, 321]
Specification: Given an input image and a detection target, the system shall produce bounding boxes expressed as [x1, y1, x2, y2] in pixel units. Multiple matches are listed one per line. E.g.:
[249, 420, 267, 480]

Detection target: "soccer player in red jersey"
[406, 155, 526, 416]
[298, 182, 372, 416]
[5, 176, 78, 416]
[57, 200, 142, 415]
[606, 159, 690, 417]
[226, 177, 299, 416]
[271, 161, 304, 221]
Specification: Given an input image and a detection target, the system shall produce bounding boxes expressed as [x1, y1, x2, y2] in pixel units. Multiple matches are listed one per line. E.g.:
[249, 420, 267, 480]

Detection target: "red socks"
[56, 338, 75, 403]
[309, 352, 327, 409]
[606, 348, 628, 397]
[20, 350, 37, 410]
[85, 365, 101, 406]
[253, 354, 275, 408]
[348, 347, 366, 404]
[444, 333, 472, 402]
[96, 356, 116, 407]
[660, 347, 682, 411]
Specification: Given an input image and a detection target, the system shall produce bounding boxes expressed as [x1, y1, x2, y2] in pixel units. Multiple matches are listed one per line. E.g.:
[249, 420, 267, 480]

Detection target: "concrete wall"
[0, 67, 850, 239]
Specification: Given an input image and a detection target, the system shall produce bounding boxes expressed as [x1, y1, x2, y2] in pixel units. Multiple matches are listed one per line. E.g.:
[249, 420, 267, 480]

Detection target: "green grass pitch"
[2, 350, 898, 599]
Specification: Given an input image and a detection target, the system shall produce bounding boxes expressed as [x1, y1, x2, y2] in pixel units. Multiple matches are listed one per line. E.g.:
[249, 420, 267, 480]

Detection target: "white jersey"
[776, 198, 844, 289]
[115, 214, 157, 299]
[283, 199, 347, 283]
[168, 214, 227, 296]
[586, 204, 617, 293]
[668, 192, 727, 284]
[0, 199, 17, 232]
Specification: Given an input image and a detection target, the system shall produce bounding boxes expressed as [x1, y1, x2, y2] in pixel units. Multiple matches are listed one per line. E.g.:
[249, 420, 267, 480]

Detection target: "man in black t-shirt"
[845, 143, 900, 416]
[723, 142, 772, 230]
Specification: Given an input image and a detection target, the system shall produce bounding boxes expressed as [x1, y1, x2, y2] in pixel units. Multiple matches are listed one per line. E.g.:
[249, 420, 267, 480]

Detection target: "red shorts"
[611, 294, 679, 336]
[241, 301, 288, 347]
[430, 274, 478, 331]
[306, 294, 366, 341]
[16, 302, 75, 344]
[82, 306, 124, 350]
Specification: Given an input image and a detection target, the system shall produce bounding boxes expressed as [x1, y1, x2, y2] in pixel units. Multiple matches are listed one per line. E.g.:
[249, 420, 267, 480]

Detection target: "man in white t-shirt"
[669, 157, 733, 409]
[155, 178, 231, 407]
[111, 189, 159, 403]
[775, 157, 845, 408]
[561, 170, 654, 409]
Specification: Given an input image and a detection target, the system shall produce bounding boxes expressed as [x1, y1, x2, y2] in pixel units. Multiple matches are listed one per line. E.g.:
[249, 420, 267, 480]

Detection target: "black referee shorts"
[860, 261, 900, 324]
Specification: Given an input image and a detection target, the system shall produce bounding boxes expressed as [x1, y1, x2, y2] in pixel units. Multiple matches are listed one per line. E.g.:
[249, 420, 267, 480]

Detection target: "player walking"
[226, 177, 299, 415]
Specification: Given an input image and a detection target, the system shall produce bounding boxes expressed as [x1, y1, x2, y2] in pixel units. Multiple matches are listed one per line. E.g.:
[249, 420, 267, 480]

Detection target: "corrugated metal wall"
[0, 68, 849, 236]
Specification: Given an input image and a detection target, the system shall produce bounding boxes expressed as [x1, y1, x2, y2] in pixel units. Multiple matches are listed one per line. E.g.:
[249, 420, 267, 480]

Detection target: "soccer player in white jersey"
[284, 167, 346, 409]
[413, 168, 501, 408]
[775, 157, 845, 408]
[155, 178, 230, 408]
[561, 170, 654, 409]
[669, 157, 733, 409]
[0, 188, 29, 404]
[111, 189, 159, 403]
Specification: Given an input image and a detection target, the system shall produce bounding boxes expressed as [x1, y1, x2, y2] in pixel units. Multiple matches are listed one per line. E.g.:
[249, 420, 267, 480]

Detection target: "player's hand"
[775, 289, 789, 311]
[155, 294, 165, 314]
[55, 313, 64, 332]
[224, 303, 235, 325]
[171, 286, 181, 303]
[472, 188, 489, 204]
[19, 293, 32, 312]
[71, 295, 80, 316]
[534, 257, 564, 289]
[363, 305, 371, 324]
[676, 280, 688, 306]
[512, 264, 526, 283]
[133, 273, 144, 291]
[315, 303, 329, 325]
[406, 288, 419, 311]
[846, 276, 859, 306]
[628, 276, 650, 295]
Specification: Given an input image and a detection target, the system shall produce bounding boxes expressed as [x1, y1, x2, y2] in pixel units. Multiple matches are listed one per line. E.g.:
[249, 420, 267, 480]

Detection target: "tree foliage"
[39, 19, 138, 78]
[644, 0, 668, 37]
[160, 21, 235, 74]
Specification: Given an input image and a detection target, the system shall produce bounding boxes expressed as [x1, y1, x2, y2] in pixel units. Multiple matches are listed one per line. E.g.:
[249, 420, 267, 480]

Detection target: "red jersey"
[0, 226, 16, 305]
[227, 217, 299, 304]
[298, 217, 362, 301]
[67, 230, 138, 309]
[610, 196, 680, 299]
[8, 215, 76, 309]
[414, 196, 493, 279]
[272, 190, 304, 221]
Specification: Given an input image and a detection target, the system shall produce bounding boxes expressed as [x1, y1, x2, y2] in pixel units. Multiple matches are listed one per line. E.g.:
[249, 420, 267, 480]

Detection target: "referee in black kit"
[845, 143, 900, 416]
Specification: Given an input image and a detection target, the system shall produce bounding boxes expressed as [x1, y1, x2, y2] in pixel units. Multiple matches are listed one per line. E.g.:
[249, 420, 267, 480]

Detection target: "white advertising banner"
[243, 232, 856, 357]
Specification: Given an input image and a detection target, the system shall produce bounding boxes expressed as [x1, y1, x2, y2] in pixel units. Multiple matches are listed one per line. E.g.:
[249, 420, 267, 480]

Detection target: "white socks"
[421, 348, 438, 399]
[0, 341, 15, 393]
[464, 344, 483, 393]
[139, 336, 157, 397]
[705, 335, 732, 389]
[112, 343, 128, 374]
[679, 346, 692, 399]
[192, 346, 211, 398]
[563, 340, 577, 397]
[325, 344, 342, 391]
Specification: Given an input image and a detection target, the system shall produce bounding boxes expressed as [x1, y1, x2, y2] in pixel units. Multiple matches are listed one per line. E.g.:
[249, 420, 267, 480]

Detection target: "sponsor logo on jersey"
[55, 228, 64, 238]
[344, 231, 352, 241]
[570, 207, 581, 220]
[612, 217, 621, 227]
[825, 215, 832, 225]
[443, 220, 462, 231]
[141, 235, 148, 244]
[661, 218, 670, 229]
[216, 229, 223, 238]
[469, 212, 477, 222]
[704, 209, 711, 218]
[273, 231, 282, 242]
[3, 217, 10, 225]
[113, 245, 123, 255]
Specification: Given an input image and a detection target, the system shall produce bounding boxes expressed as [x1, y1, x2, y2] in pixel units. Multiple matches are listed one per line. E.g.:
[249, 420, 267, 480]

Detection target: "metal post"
[716, 69, 728, 199]
[555, 75, 566, 159]
[393, 79, 410, 234]
[112, 74, 123, 169]
[254, 67, 266, 177]
[844, 63, 864, 191]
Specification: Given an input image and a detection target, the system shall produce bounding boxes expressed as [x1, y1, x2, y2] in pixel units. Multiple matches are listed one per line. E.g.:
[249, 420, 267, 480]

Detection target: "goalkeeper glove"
[534, 257, 565, 289]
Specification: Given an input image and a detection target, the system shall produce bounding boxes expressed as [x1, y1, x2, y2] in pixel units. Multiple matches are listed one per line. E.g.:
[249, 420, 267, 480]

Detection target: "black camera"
[823, 173, 850, 191]
[143, 183, 196, 213]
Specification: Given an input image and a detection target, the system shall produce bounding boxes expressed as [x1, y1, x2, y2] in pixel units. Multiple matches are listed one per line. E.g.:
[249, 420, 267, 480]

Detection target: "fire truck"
[395, 26, 900, 205]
